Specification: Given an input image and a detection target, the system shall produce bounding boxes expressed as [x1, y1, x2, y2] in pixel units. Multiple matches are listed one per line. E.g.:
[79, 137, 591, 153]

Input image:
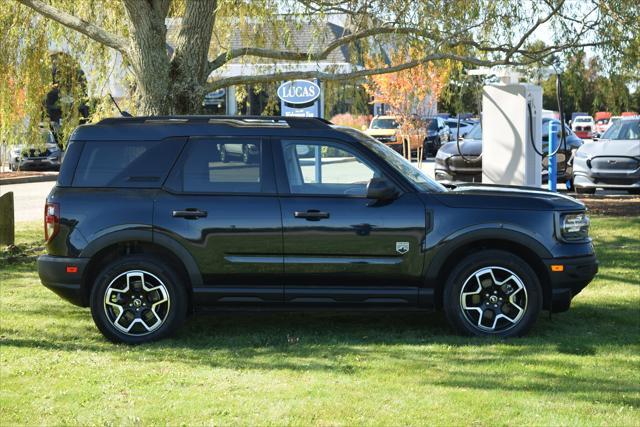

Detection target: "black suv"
[38, 116, 598, 343]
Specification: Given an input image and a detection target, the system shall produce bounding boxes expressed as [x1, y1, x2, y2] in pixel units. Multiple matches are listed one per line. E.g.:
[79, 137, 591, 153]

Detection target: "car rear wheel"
[443, 250, 542, 337]
[90, 255, 187, 344]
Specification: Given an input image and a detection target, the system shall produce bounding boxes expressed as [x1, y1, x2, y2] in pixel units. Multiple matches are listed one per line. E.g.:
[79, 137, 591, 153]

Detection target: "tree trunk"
[0, 192, 15, 246]
[122, 0, 172, 115]
[170, 0, 217, 114]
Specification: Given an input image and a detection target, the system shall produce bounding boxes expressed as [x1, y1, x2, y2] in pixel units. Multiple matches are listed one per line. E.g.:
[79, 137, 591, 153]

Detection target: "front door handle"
[294, 210, 330, 221]
[172, 208, 208, 219]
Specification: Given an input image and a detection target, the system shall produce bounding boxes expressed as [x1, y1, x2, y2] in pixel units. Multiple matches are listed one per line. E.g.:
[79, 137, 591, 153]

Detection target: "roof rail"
[97, 115, 333, 129]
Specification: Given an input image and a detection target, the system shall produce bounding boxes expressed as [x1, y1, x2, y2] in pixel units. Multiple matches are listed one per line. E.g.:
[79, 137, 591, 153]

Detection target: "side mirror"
[366, 177, 399, 203]
[361, 125, 368, 131]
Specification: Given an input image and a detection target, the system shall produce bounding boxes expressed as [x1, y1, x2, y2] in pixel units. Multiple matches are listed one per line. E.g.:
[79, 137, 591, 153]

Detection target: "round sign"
[204, 89, 226, 100]
[277, 80, 320, 105]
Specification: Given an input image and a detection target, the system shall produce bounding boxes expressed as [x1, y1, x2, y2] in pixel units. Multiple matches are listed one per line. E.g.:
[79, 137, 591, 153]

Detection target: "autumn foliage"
[364, 52, 449, 157]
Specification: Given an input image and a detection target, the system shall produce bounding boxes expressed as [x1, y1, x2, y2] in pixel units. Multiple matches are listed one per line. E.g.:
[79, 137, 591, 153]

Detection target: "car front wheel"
[443, 250, 542, 337]
[90, 255, 187, 344]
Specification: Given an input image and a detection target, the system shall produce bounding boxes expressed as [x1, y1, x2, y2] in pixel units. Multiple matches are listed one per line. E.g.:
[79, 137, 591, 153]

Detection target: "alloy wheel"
[103, 270, 170, 336]
[459, 266, 528, 333]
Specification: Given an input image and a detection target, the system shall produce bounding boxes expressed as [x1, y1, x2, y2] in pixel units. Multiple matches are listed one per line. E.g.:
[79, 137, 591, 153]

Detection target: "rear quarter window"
[72, 139, 185, 188]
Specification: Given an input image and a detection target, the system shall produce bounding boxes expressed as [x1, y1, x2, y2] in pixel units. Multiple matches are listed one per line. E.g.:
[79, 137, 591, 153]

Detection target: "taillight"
[44, 202, 60, 242]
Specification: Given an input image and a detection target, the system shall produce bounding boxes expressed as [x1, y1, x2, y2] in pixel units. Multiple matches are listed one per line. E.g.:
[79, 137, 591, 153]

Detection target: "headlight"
[560, 213, 590, 241]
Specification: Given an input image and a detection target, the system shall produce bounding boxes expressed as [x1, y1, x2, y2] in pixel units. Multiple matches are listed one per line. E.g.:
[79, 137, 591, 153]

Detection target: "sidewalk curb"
[0, 174, 58, 185]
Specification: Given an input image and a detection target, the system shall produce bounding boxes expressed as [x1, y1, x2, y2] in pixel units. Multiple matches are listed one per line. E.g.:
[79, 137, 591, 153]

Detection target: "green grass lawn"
[1, 217, 639, 426]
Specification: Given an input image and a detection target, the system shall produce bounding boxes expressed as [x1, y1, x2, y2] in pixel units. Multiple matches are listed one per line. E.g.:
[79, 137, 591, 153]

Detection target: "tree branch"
[504, 0, 566, 62]
[207, 26, 422, 73]
[207, 40, 607, 91]
[15, 0, 128, 53]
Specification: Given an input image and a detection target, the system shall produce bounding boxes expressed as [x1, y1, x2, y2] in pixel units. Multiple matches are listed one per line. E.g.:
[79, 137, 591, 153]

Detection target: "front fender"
[424, 223, 552, 282]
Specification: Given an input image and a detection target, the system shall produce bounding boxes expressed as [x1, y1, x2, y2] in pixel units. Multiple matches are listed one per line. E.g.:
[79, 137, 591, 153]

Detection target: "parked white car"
[571, 116, 595, 139]
[572, 116, 640, 194]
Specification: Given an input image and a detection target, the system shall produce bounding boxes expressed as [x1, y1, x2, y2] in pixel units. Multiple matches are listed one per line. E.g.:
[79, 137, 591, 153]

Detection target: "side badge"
[396, 242, 409, 254]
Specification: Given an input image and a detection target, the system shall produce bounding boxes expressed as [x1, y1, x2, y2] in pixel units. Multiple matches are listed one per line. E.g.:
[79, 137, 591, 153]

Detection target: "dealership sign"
[277, 80, 320, 105]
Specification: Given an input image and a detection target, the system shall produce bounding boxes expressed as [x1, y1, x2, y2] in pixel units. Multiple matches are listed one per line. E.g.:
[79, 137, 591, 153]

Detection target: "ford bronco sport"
[38, 116, 598, 343]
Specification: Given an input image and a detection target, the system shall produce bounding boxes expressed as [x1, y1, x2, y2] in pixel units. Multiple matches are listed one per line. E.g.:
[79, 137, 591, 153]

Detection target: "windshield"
[370, 118, 398, 129]
[574, 117, 592, 123]
[466, 123, 482, 140]
[601, 119, 640, 140]
[337, 127, 447, 193]
[425, 118, 439, 131]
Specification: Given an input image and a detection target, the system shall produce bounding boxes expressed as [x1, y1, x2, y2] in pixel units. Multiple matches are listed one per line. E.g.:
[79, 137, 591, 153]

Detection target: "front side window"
[167, 139, 264, 193]
[338, 127, 447, 193]
[281, 140, 379, 196]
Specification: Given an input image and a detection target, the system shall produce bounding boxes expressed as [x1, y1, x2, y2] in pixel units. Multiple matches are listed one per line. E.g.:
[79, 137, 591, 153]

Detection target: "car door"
[154, 136, 283, 304]
[274, 137, 427, 305]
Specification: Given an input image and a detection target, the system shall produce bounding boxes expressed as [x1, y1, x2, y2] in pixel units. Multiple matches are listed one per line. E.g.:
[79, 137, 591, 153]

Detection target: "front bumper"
[38, 255, 90, 307]
[434, 167, 482, 185]
[573, 155, 640, 189]
[574, 130, 592, 139]
[543, 254, 598, 312]
[15, 158, 61, 171]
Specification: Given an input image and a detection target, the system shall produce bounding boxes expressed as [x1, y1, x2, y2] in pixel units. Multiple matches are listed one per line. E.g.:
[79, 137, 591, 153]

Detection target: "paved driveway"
[0, 181, 55, 222]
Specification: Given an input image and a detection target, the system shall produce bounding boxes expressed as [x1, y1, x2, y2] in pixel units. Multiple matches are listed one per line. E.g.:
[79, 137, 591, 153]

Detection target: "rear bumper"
[544, 254, 598, 312]
[37, 255, 90, 307]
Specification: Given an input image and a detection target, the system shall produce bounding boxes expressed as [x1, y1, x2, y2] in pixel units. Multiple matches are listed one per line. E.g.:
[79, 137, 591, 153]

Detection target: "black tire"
[443, 250, 542, 338]
[575, 186, 596, 195]
[220, 145, 228, 163]
[90, 255, 187, 344]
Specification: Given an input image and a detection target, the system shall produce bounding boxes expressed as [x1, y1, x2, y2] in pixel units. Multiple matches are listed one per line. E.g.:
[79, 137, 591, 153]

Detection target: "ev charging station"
[473, 70, 544, 188]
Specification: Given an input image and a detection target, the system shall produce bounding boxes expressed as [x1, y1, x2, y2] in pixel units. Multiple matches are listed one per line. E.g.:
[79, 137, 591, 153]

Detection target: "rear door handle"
[172, 208, 208, 219]
[294, 210, 330, 221]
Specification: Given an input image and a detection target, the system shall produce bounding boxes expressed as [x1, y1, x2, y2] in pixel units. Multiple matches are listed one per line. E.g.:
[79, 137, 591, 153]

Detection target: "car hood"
[578, 139, 640, 157]
[438, 138, 482, 156]
[366, 129, 397, 137]
[433, 184, 585, 211]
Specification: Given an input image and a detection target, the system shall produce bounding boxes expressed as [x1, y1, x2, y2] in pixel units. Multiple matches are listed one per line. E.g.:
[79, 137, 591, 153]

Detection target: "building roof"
[166, 15, 361, 80]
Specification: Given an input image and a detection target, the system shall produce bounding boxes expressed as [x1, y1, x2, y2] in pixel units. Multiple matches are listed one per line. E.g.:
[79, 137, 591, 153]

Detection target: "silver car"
[572, 116, 640, 194]
[9, 130, 62, 171]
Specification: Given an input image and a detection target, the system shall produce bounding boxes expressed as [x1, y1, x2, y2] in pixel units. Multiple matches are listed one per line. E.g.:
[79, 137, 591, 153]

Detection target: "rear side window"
[165, 138, 271, 193]
[72, 139, 184, 188]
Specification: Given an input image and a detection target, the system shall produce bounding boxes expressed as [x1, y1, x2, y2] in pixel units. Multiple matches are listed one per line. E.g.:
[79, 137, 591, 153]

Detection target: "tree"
[363, 51, 447, 159]
[1, 0, 638, 146]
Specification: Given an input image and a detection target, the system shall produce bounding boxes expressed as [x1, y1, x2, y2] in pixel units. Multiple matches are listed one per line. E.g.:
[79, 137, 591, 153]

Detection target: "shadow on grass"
[4, 302, 638, 354]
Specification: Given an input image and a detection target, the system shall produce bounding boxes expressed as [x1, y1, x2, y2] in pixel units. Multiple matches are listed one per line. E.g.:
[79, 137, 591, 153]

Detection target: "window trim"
[271, 136, 407, 198]
[163, 136, 276, 195]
